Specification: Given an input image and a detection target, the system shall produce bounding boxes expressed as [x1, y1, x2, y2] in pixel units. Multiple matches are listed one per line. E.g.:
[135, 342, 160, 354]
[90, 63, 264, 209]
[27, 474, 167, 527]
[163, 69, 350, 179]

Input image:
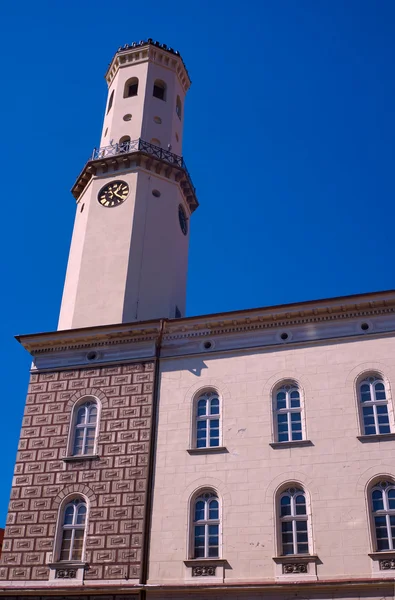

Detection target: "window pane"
[88, 406, 97, 424]
[77, 505, 86, 525]
[360, 384, 371, 402]
[295, 495, 306, 515]
[63, 506, 74, 525]
[197, 399, 207, 416]
[209, 501, 219, 520]
[210, 398, 220, 415]
[290, 391, 300, 408]
[195, 502, 205, 522]
[277, 391, 286, 410]
[372, 490, 384, 511]
[388, 490, 395, 510]
[208, 546, 219, 557]
[297, 542, 309, 554]
[76, 407, 86, 425]
[377, 405, 389, 415]
[280, 497, 291, 517]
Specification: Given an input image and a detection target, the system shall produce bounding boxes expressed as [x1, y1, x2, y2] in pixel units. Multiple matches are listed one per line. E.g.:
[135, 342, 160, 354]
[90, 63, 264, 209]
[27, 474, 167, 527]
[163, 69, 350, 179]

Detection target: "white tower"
[58, 40, 198, 330]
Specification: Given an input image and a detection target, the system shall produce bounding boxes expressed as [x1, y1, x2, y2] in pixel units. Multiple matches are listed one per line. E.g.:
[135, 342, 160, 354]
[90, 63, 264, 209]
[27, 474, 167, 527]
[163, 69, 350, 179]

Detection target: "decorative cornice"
[105, 39, 191, 92]
[16, 290, 395, 360]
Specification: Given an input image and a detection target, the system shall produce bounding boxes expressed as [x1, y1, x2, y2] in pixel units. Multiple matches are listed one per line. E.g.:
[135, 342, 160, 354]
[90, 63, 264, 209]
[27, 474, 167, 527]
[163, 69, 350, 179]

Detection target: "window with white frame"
[59, 498, 87, 561]
[279, 487, 309, 555]
[192, 491, 220, 558]
[195, 391, 220, 448]
[72, 400, 98, 456]
[371, 481, 395, 551]
[274, 383, 303, 443]
[359, 375, 390, 435]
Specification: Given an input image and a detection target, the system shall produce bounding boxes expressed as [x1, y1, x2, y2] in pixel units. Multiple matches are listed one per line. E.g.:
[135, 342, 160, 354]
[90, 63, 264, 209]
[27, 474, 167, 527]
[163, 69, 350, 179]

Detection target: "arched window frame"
[176, 95, 182, 120]
[189, 489, 221, 559]
[54, 495, 88, 563]
[276, 483, 313, 557]
[272, 380, 306, 443]
[356, 372, 393, 437]
[123, 77, 139, 98]
[119, 135, 131, 152]
[191, 389, 221, 450]
[106, 89, 114, 114]
[153, 79, 167, 101]
[67, 396, 100, 458]
[369, 479, 395, 552]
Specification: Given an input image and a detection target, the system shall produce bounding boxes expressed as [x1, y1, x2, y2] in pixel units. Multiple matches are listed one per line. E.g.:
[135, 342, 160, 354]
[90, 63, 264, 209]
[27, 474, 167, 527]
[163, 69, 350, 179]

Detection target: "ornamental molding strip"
[105, 39, 191, 91]
[192, 565, 217, 577]
[380, 559, 395, 570]
[282, 562, 308, 574]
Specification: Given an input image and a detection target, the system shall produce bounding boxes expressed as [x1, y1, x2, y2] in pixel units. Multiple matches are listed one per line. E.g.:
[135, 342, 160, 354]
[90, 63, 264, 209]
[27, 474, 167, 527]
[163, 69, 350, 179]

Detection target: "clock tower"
[58, 40, 198, 330]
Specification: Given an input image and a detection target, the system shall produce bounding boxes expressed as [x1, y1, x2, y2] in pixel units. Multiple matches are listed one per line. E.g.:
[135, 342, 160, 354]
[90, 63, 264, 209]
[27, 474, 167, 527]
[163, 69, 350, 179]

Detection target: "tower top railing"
[91, 138, 195, 193]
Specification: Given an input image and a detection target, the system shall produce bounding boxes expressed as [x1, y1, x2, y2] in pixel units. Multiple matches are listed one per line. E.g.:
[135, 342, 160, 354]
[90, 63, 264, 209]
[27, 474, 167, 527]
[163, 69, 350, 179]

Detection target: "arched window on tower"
[153, 79, 166, 101]
[107, 90, 114, 114]
[119, 135, 131, 152]
[279, 486, 309, 555]
[124, 77, 139, 98]
[70, 398, 98, 457]
[176, 95, 182, 119]
[191, 490, 220, 558]
[371, 480, 395, 551]
[358, 374, 391, 436]
[58, 497, 87, 562]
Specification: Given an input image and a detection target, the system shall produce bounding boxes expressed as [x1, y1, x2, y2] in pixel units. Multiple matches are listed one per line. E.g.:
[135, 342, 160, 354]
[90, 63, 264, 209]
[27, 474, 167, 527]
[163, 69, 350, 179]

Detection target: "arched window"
[107, 90, 114, 114]
[192, 491, 220, 558]
[194, 390, 220, 448]
[359, 375, 390, 435]
[274, 382, 303, 443]
[371, 481, 395, 551]
[124, 77, 139, 98]
[176, 95, 182, 119]
[59, 498, 87, 561]
[279, 487, 309, 555]
[153, 79, 166, 101]
[119, 135, 131, 152]
[71, 399, 98, 456]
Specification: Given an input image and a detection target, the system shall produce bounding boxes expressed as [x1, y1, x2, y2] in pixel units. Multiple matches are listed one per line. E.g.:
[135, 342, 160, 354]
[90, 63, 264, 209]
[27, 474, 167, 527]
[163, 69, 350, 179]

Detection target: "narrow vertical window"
[275, 383, 303, 442]
[372, 481, 395, 551]
[59, 498, 87, 561]
[119, 135, 131, 151]
[153, 79, 166, 101]
[107, 90, 114, 114]
[176, 95, 182, 119]
[359, 376, 390, 435]
[193, 491, 219, 558]
[195, 391, 220, 448]
[72, 401, 97, 456]
[279, 487, 309, 555]
[124, 77, 139, 98]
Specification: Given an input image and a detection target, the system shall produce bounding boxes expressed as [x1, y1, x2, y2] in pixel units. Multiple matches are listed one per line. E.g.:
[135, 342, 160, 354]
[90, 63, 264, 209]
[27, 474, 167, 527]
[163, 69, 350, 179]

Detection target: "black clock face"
[178, 204, 188, 235]
[98, 180, 129, 207]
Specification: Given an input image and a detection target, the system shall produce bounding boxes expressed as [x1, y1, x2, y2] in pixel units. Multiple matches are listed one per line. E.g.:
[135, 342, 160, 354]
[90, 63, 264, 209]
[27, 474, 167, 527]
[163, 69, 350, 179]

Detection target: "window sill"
[187, 447, 228, 455]
[273, 554, 319, 563]
[184, 559, 228, 567]
[270, 440, 313, 449]
[369, 551, 395, 560]
[63, 454, 100, 463]
[357, 434, 395, 443]
[48, 561, 89, 569]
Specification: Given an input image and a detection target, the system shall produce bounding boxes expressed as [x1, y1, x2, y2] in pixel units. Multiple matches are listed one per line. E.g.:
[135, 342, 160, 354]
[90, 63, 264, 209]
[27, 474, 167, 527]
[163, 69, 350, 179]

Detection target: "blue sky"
[0, 0, 394, 524]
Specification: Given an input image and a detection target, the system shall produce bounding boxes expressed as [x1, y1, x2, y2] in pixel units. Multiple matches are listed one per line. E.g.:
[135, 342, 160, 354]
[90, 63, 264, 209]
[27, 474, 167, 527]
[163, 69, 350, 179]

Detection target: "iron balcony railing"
[91, 138, 195, 193]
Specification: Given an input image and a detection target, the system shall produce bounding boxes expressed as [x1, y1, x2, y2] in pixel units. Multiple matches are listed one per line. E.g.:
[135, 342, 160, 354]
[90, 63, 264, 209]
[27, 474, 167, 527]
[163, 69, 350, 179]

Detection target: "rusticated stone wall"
[0, 361, 155, 581]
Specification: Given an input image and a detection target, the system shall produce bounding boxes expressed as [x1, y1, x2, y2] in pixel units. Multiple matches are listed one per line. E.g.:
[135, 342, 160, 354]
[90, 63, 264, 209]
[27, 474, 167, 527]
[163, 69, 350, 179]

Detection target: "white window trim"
[358, 374, 392, 436]
[275, 483, 314, 558]
[371, 481, 395, 552]
[66, 396, 101, 458]
[191, 389, 222, 450]
[53, 495, 89, 565]
[188, 489, 222, 560]
[272, 381, 306, 444]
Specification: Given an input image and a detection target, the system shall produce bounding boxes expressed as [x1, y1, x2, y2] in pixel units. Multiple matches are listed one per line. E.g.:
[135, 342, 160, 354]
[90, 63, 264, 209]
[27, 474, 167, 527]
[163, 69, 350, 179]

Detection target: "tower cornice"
[71, 138, 198, 213]
[105, 39, 191, 93]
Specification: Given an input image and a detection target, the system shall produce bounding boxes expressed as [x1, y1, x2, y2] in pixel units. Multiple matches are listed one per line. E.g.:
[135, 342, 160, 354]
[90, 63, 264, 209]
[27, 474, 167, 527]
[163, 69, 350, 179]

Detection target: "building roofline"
[15, 289, 395, 352]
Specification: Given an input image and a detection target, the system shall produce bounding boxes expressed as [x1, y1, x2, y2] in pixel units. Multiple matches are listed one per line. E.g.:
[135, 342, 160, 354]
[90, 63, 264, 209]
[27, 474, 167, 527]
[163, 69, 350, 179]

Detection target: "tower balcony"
[72, 138, 198, 213]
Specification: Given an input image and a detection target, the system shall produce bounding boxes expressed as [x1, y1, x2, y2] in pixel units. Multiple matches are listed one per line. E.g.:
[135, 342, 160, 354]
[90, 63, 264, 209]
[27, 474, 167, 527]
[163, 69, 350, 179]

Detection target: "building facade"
[1, 39, 395, 600]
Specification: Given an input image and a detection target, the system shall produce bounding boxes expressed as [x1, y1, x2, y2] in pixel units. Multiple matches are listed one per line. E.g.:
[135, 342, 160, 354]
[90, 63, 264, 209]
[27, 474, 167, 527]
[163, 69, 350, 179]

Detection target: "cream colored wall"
[149, 334, 395, 583]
